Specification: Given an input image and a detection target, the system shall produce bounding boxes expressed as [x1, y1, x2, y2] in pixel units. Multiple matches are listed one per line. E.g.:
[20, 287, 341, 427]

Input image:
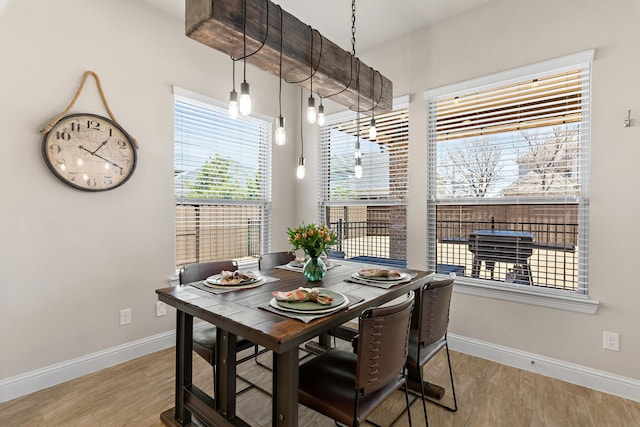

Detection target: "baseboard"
[0, 330, 175, 403]
[3, 330, 639, 405]
[448, 333, 640, 403]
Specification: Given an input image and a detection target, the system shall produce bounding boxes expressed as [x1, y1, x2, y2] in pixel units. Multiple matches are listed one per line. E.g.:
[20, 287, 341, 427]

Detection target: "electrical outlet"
[603, 331, 619, 351]
[120, 308, 132, 325]
[156, 301, 167, 317]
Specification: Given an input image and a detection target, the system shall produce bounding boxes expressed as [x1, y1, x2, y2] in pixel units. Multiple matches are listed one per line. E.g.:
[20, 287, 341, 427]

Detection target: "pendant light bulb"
[239, 81, 251, 116]
[275, 116, 286, 146]
[229, 89, 239, 119]
[296, 156, 306, 179]
[317, 104, 325, 126]
[354, 157, 363, 179]
[369, 117, 377, 140]
[306, 96, 317, 124]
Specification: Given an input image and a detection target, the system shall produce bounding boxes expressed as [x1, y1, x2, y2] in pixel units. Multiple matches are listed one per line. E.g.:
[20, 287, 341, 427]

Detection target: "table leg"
[175, 310, 193, 425]
[215, 328, 238, 419]
[406, 366, 445, 400]
[272, 349, 299, 427]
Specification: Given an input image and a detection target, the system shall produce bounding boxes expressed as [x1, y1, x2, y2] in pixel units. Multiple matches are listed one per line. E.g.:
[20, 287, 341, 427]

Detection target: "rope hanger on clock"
[40, 70, 138, 149]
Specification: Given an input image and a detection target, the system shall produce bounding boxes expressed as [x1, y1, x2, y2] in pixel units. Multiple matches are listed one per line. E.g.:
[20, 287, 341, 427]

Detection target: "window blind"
[174, 89, 272, 267]
[319, 99, 409, 204]
[425, 51, 592, 293]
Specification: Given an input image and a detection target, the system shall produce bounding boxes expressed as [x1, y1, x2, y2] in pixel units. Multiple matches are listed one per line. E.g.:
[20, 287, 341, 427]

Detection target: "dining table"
[156, 259, 434, 427]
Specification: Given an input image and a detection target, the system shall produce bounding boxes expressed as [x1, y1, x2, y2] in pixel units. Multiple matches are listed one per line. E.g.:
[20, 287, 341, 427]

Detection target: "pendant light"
[368, 69, 377, 140]
[228, 59, 239, 119]
[274, 5, 286, 145]
[306, 28, 317, 124]
[317, 96, 326, 126]
[351, 0, 362, 179]
[239, 0, 252, 116]
[354, 71, 363, 179]
[297, 88, 306, 179]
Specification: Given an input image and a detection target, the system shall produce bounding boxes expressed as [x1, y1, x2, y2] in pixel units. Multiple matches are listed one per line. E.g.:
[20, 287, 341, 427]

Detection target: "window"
[319, 97, 409, 265]
[425, 51, 592, 296]
[174, 87, 272, 268]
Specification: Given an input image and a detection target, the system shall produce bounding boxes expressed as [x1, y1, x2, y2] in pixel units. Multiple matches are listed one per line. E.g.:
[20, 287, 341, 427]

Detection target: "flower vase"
[303, 256, 327, 282]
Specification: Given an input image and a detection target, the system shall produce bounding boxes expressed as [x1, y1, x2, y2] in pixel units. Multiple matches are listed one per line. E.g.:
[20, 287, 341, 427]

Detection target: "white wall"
[362, 0, 640, 380]
[0, 0, 297, 381]
[2, 0, 639, 400]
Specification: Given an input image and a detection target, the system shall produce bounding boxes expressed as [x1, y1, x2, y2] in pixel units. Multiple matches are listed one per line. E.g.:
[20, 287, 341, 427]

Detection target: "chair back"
[258, 251, 296, 270]
[179, 260, 238, 284]
[416, 278, 454, 346]
[355, 293, 414, 395]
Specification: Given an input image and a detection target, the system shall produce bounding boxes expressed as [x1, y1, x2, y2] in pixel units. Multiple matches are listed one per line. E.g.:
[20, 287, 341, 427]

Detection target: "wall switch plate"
[603, 331, 619, 351]
[156, 301, 167, 317]
[120, 308, 132, 325]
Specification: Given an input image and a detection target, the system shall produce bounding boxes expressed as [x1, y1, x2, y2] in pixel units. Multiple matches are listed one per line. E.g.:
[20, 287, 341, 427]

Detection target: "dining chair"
[258, 251, 296, 270]
[405, 278, 457, 426]
[179, 260, 266, 393]
[298, 292, 415, 427]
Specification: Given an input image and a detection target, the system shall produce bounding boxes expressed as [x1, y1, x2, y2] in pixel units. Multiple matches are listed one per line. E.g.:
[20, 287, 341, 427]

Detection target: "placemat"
[188, 275, 279, 295]
[259, 293, 363, 323]
[344, 272, 417, 289]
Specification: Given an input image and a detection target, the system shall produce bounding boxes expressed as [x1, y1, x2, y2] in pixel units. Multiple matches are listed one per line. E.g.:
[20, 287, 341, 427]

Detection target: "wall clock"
[42, 113, 137, 191]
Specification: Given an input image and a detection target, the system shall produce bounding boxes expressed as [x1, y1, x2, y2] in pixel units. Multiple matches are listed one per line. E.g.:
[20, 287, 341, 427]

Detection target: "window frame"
[318, 96, 410, 263]
[173, 86, 272, 268]
[424, 51, 598, 314]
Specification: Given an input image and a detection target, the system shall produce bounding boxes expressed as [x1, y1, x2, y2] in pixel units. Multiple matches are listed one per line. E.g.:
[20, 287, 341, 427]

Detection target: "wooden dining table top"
[156, 260, 434, 354]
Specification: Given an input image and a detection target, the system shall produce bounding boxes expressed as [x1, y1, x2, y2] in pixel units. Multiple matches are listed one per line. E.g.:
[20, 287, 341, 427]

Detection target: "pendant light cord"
[243, 0, 247, 81]
[278, 5, 283, 116]
[300, 88, 304, 156]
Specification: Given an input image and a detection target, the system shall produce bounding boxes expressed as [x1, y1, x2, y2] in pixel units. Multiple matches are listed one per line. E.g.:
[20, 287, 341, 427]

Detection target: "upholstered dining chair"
[298, 292, 415, 427]
[405, 278, 457, 425]
[179, 260, 266, 393]
[258, 251, 296, 270]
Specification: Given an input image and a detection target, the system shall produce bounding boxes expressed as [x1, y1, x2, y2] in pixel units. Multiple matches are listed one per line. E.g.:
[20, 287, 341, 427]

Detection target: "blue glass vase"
[303, 256, 327, 281]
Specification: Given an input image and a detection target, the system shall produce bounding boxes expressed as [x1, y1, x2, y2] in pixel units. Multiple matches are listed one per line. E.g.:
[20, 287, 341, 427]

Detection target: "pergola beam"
[186, 0, 393, 114]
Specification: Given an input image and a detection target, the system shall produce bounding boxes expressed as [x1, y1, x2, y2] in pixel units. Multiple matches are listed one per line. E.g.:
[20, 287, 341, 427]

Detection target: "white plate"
[206, 272, 260, 286]
[353, 271, 408, 282]
[269, 293, 349, 314]
[202, 277, 266, 290]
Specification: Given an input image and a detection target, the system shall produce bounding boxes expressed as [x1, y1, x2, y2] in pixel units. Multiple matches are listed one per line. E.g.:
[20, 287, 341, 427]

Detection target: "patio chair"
[298, 292, 415, 427]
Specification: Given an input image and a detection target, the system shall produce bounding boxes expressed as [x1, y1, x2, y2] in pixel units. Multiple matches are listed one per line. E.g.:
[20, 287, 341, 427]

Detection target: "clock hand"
[91, 138, 110, 154]
[78, 146, 124, 172]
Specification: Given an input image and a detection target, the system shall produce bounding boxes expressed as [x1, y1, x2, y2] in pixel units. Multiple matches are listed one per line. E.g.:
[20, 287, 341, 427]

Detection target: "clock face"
[42, 113, 137, 191]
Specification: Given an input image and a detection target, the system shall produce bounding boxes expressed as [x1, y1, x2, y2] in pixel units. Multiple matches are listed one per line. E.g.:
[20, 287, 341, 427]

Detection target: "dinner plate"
[205, 272, 260, 286]
[270, 293, 349, 314]
[202, 277, 266, 290]
[275, 288, 345, 311]
[354, 270, 407, 282]
[286, 260, 335, 269]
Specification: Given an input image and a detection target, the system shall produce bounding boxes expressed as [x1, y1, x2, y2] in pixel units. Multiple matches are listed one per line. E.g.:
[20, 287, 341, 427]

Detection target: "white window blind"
[319, 98, 409, 204]
[319, 97, 409, 262]
[425, 51, 592, 293]
[174, 88, 272, 267]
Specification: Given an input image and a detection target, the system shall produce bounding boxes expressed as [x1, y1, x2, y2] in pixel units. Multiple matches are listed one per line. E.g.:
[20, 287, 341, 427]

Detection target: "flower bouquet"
[287, 223, 338, 281]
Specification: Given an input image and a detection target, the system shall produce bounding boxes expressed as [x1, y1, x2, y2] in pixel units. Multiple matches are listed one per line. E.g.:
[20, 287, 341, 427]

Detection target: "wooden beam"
[186, 0, 393, 114]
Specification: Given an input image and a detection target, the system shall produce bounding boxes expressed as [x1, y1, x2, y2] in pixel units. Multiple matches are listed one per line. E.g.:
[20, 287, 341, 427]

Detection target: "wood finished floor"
[1, 345, 639, 427]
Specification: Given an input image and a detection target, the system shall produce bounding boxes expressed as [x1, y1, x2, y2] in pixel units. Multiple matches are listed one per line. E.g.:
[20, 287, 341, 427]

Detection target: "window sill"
[443, 275, 599, 314]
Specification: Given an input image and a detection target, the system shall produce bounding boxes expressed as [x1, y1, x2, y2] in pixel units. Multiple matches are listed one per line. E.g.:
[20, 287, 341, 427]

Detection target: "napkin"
[273, 287, 334, 305]
[219, 270, 255, 285]
[358, 268, 402, 279]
